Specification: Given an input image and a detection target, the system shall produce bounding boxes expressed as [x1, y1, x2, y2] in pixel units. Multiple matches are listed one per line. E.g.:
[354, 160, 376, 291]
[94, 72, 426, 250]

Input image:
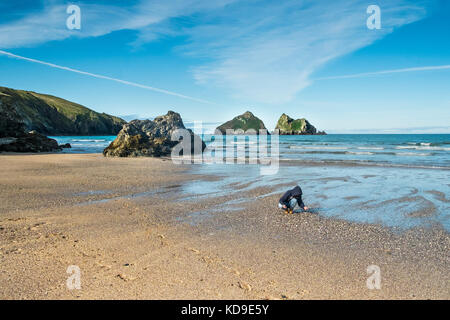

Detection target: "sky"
[0, 0, 449, 133]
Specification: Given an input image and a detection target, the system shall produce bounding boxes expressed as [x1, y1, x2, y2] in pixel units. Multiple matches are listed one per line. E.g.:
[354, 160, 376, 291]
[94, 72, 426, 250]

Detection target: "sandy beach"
[0, 153, 449, 299]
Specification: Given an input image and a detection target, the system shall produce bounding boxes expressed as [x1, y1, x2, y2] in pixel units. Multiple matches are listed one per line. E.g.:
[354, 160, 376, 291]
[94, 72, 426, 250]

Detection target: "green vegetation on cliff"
[0, 86, 126, 135]
[275, 113, 326, 135]
[216, 111, 268, 134]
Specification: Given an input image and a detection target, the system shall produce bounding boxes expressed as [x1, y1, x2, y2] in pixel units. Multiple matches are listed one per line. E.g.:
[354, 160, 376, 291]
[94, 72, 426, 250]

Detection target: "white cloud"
[186, 0, 432, 103]
[0, 0, 235, 48]
[0, 49, 215, 104]
[0, 0, 435, 104]
[316, 65, 450, 80]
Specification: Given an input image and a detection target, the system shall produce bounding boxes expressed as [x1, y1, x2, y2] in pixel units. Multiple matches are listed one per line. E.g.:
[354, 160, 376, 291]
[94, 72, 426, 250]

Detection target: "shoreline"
[0, 153, 449, 299]
[4, 150, 449, 171]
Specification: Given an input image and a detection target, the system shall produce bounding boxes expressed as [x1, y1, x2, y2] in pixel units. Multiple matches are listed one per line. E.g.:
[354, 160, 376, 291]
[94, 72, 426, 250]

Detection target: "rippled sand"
[0, 154, 448, 299]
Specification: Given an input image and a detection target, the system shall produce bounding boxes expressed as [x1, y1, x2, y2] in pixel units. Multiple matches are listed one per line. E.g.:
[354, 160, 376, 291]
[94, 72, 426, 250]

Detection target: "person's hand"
[282, 205, 287, 209]
[303, 206, 309, 211]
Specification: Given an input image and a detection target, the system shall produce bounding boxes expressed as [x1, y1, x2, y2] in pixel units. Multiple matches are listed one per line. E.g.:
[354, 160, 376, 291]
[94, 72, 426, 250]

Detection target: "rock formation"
[216, 111, 268, 134]
[0, 99, 61, 152]
[275, 113, 326, 135]
[103, 111, 205, 157]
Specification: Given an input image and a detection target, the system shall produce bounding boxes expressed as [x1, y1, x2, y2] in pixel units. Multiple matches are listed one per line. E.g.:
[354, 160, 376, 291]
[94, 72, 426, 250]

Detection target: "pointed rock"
[216, 111, 268, 135]
[103, 111, 206, 157]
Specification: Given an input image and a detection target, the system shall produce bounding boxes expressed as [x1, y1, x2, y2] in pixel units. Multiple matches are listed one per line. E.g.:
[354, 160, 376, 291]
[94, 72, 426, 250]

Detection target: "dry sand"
[0, 153, 449, 299]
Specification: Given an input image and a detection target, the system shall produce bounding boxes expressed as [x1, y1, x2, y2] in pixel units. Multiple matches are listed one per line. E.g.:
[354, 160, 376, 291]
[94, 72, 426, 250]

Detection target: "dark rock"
[0, 131, 61, 153]
[103, 111, 205, 157]
[0, 98, 61, 153]
[60, 143, 72, 149]
[0, 93, 26, 137]
[216, 111, 268, 135]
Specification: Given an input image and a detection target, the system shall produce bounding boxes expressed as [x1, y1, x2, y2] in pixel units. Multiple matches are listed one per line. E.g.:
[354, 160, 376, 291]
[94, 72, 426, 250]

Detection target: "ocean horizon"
[52, 133, 450, 169]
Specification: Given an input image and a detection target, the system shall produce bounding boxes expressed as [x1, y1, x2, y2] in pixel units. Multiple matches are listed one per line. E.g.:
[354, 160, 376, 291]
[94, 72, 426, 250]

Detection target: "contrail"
[316, 65, 450, 80]
[0, 50, 215, 105]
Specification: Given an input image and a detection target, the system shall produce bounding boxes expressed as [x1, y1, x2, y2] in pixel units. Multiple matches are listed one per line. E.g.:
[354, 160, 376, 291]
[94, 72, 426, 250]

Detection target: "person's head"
[291, 185, 302, 200]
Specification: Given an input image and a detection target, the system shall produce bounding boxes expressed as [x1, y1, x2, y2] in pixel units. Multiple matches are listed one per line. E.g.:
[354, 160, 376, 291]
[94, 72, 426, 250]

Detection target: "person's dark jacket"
[279, 186, 305, 208]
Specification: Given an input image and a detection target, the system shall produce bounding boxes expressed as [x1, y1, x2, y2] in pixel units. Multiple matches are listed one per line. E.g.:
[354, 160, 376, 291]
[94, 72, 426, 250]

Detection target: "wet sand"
[0, 153, 449, 299]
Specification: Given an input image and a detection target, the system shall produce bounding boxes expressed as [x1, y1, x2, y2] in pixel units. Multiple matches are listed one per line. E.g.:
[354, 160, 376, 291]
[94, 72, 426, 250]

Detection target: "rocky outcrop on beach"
[0, 86, 126, 136]
[216, 111, 268, 134]
[0, 131, 61, 153]
[275, 113, 326, 135]
[103, 111, 205, 157]
[0, 99, 61, 152]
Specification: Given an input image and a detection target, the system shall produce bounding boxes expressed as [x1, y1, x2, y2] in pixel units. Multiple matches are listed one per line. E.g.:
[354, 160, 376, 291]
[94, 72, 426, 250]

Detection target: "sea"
[51, 134, 450, 169]
[50, 136, 117, 153]
[51, 134, 450, 232]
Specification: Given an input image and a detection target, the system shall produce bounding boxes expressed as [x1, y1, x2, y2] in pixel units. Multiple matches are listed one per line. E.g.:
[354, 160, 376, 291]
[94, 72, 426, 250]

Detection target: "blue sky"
[0, 0, 449, 133]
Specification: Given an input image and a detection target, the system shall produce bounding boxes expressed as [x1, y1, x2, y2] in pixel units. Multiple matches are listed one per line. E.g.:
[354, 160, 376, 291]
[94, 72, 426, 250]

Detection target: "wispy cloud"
[0, 0, 436, 104]
[0, 0, 235, 48]
[186, 0, 433, 103]
[316, 64, 450, 80]
[0, 49, 215, 104]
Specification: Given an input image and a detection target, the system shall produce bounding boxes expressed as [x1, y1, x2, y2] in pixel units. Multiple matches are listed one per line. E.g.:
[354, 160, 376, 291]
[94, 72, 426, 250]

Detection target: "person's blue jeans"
[278, 198, 297, 210]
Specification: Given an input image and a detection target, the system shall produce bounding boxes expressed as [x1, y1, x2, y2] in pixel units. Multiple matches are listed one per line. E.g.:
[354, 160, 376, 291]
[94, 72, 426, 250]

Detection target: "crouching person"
[278, 186, 309, 214]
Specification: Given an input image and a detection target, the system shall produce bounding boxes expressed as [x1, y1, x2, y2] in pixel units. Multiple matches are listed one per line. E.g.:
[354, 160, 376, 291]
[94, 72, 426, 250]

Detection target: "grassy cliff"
[275, 113, 325, 135]
[216, 111, 268, 134]
[0, 86, 126, 135]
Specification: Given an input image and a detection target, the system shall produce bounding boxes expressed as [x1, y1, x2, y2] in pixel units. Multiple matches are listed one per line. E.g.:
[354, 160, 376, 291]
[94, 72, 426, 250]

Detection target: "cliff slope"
[0, 86, 126, 136]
